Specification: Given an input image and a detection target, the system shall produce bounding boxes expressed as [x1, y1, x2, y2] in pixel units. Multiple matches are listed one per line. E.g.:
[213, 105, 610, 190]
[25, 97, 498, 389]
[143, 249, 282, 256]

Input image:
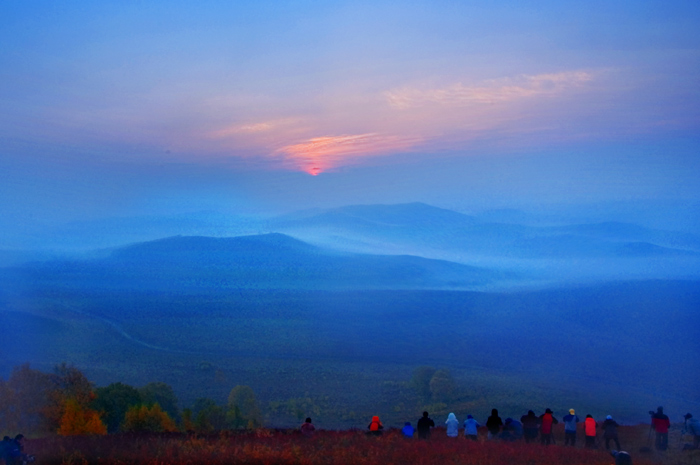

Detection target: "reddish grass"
[24, 425, 697, 465]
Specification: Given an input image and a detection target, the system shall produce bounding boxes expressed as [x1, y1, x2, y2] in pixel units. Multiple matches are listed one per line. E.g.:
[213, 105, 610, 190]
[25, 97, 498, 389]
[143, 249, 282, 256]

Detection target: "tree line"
[0, 364, 262, 436]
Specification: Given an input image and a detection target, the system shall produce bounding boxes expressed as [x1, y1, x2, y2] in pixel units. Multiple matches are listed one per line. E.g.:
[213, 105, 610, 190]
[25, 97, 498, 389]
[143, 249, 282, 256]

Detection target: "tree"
[191, 398, 227, 433]
[122, 403, 177, 432]
[57, 398, 107, 436]
[227, 386, 262, 429]
[92, 382, 142, 433]
[429, 369, 456, 403]
[139, 382, 180, 422]
[411, 366, 437, 402]
[2, 364, 56, 434]
[45, 363, 96, 432]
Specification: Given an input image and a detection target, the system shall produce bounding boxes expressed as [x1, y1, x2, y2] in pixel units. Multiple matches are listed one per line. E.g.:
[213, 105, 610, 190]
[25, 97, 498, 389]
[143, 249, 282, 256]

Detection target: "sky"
[1, 0, 699, 240]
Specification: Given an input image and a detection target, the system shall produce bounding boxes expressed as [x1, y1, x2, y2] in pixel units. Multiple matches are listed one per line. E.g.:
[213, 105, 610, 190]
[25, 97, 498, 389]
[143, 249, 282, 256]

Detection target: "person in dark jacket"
[6, 435, 27, 465]
[486, 409, 503, 440]
[521, 410, 539, 443]
[0, 437, 11, 465]
[611, 450, 633, 465]
[562, 409, 580, 446]
[651, 407, 670, 451]
[417, 411, 435, 439]
[539, 408, 559, 445]
[603, 415, 621, 450]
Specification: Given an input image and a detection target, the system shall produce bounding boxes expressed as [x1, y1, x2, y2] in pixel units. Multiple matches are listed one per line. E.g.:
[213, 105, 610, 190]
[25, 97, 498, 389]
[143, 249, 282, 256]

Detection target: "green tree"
[227, 385, 262, 429]
[122, 403, 177, 432]
[92, 382, 142, 433]
[139, 382, 180, 422]
[191, 398, 227, 433]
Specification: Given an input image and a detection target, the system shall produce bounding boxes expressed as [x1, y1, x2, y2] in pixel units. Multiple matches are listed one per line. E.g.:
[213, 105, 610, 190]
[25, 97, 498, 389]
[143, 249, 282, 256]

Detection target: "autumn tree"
[227, 385, 262, 429]
[45, 363, 96, 432]
[122, 403, 177, 432]
[57, 398, 107, 436]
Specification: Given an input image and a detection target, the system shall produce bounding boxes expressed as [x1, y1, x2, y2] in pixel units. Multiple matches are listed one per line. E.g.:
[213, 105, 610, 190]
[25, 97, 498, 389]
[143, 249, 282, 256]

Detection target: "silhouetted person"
[0, 437, 11, 465]
[563, 408, 580, 446]
[683, 413, 700, 449]
[539, 408, 558, 445]
[464, 414, 480, 441]
[652, 407, 670, 450]
[486, 409, 503, 440]
[521, 410, 539, 443]
[446, 413, 459, 437]
[401, 421, 415, 438]
[300, 417, 315, 437]
[367, 415, 384, 436]
[603, 415, 621, 450]
[611, 450, 633, 465]
[585, 414, 597, 448]
[6, 435, 26, 465]
[417, 411, 435, 439]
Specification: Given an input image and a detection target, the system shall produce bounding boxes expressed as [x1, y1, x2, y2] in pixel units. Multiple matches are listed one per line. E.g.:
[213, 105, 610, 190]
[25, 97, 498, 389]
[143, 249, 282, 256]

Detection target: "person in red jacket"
[584, 414, 597, 449]
[367, 415, 384, 436]
[539, 408, 559, 445]
[652, 407, 670, 451]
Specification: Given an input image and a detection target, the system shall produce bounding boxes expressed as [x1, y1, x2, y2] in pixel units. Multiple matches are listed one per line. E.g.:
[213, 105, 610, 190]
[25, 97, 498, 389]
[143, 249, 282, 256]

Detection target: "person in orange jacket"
[539, 408, 559, 445]
[367, 415, 384, 436]
[585, 414, 597, 449]
[651, 407, 670, 451]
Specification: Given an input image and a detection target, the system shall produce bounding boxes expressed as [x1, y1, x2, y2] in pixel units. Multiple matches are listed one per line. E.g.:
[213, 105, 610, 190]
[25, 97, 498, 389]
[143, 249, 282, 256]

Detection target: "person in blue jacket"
[501, 418, 523, 441]
[401, 422, 415, 438]
[464, 414, 480, 441]
[562, 409, 580, 446]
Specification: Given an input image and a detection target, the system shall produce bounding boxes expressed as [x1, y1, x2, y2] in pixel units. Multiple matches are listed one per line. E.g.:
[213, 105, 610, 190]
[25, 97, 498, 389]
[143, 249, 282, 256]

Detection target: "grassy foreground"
[23, 425, 699, 465]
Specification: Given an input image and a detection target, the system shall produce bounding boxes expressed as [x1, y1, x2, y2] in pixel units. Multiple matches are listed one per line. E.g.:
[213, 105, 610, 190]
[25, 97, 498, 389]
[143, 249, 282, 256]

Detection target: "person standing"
[562, 409, 580, 446]
[539, 408, 559, 445]
[486, 409, 503, 440]
[584, 414, 597, 449]
[417, 411, 435, 439]
[602, 415, 621, 450]
[683, 413, 700, 449]
[464, 414, 480, 441]
[652, 407, 670, 451]
[521, 410, 539, 443]
[367, 415, 384, 436]
[446, 413, 460, 438]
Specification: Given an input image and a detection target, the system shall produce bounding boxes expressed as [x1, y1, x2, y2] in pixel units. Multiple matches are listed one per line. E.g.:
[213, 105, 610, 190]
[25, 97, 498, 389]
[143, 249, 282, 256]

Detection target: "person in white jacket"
[446, 413, 460, 437]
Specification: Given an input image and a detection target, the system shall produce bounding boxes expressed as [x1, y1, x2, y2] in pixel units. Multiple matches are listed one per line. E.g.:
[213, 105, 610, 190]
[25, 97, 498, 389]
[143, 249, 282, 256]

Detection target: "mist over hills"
[12, 233, 501, 291]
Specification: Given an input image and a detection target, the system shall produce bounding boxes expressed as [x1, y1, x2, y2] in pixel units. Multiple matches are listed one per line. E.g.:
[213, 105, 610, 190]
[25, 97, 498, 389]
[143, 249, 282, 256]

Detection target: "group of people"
[299, 405, 700, 454]
[393, 408, 624, 450]
[0, 435, 31, 465]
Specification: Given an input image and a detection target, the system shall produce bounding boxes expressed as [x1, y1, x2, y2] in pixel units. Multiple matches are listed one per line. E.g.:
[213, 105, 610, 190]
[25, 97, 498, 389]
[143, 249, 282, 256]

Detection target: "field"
[2, 280, 699, 429]
[23, 424, 700, 465]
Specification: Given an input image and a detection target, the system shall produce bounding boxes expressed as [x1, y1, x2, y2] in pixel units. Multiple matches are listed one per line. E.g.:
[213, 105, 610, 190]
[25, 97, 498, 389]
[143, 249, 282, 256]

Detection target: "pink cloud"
[275, 133, 420, 175]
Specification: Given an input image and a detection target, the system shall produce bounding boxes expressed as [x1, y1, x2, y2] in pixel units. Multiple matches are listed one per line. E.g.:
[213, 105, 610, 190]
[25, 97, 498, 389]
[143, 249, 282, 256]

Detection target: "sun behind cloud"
[276, 133, 420, 175]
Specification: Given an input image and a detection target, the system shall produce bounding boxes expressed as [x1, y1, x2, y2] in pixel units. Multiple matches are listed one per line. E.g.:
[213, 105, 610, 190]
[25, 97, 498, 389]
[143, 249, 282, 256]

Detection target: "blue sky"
[1, 0, 699, 236]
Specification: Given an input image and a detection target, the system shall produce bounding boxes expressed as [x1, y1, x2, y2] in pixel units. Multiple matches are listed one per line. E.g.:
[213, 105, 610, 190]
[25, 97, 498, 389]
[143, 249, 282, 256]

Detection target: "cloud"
[275, 133, 420, 175]
[385, 71, 593, 109]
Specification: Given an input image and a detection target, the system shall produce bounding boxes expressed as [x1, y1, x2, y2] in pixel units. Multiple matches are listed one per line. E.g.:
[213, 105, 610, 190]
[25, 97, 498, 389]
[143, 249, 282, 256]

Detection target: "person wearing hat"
[683, 413, 700, 449]
[602, 415, 621, 450]
[562, 408, 580, 446]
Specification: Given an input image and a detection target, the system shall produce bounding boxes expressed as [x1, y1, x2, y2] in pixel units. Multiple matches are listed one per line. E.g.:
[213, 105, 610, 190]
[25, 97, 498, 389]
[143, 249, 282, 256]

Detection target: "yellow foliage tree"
[122, 403, 177, 432]
[57, 398, 107, 436]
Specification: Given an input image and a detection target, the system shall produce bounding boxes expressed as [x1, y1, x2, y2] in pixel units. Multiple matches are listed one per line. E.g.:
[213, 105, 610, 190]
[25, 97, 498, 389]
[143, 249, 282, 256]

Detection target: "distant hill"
[14, 233, 504, 291]
[267, 203, 700, 260]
